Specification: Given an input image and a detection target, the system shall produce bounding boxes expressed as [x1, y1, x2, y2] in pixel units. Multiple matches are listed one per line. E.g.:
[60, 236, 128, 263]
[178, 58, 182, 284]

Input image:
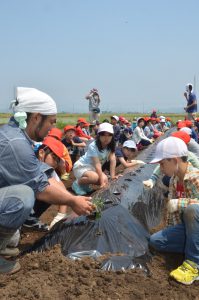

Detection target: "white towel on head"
[11, 87, 57, 115]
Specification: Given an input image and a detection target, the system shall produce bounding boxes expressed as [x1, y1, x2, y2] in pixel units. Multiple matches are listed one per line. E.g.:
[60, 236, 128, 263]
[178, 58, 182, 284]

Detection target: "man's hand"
[184, 107, 187, 112]
[143, 179, 154, 188]
[70, 196, 93, 215]
[167, 199, 178, 213]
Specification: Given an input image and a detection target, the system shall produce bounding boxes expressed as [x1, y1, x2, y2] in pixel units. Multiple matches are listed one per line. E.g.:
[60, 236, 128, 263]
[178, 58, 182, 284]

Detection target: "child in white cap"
[72, 123, 117, 195]
[116, 140, 145, 169]
[149, 136, 199, 285]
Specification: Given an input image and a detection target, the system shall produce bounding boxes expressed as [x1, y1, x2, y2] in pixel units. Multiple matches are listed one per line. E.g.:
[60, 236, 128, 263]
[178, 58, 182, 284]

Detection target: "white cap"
[98, 122, 114, 134]
[186, 83, 193, 88]
[185, 83, 193, 92]
[150, 137, 188, 164]
[137, 117, 145, 123]
[111, 115, 119, 122]
[11, 87, 57, 115]
[160, 118, 166, 123]
[123, 140, 137, 149]
[159, 116, 165, 123]
[180, 127, 192, 135]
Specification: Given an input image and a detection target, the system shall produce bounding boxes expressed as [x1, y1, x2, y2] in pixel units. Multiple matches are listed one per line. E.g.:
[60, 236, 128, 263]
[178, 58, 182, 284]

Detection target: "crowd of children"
[2, 85, 199, 286]
[26, 112, 199, 231]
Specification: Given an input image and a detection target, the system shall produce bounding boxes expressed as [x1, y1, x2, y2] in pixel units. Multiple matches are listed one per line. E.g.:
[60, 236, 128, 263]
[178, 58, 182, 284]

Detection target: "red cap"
[64, 125, 76, 133]
[185, 120, 193, 128]
[151, 117, 156, 121]
[144, 117, 151, 122]
[43, 136, 64, 159]
[177, 121, 186, 129]
[48, 128, 63, 140]
[166, 117, 171, 121]
[119, 116, 125, 122]
[171, 131, 191, 145]
[84, 122, 90, 127]
[77, 118, 87, 124]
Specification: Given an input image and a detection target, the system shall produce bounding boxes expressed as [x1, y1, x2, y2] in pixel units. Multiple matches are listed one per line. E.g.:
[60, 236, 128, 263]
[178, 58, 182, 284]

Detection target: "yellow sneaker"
[170, 260, 199, 285]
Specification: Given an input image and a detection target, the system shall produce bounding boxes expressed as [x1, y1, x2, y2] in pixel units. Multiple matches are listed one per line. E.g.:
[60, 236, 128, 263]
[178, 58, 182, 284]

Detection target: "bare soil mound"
[0, 244, 199, 300]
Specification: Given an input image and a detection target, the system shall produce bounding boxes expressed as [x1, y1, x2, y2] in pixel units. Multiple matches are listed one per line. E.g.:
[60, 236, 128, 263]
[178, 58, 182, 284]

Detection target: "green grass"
[56, 113, 185, 129]
[0, 113, 186, 129]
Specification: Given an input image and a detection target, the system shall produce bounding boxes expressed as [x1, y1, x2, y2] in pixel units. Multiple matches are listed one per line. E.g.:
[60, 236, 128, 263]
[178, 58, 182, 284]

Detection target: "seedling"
[92, 197, 104, 219]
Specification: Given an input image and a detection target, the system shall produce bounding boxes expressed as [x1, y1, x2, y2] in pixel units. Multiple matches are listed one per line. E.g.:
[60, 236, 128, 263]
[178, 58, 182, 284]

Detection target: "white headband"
[10, 87, 57, 115]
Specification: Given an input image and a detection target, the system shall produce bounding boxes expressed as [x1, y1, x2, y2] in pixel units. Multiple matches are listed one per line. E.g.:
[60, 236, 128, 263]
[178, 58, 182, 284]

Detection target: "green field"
[0, 113, 185, 129]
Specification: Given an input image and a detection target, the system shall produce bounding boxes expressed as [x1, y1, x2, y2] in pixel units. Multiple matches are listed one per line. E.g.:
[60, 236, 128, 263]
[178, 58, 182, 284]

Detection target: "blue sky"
[0, 0, 199, 113]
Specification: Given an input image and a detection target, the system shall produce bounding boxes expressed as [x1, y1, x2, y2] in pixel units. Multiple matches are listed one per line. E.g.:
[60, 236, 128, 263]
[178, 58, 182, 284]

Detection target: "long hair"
[95, 133, 115, 153]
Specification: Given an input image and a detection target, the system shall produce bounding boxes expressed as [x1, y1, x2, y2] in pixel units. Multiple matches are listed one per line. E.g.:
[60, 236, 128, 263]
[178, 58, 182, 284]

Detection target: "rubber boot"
[0, 226, 21, 274]
[0, 226, 19, 257]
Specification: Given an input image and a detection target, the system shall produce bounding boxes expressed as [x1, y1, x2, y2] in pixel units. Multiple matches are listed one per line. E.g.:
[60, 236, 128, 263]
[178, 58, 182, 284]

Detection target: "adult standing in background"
[184, 83, 197, 120]
[85, 88, 101, 123]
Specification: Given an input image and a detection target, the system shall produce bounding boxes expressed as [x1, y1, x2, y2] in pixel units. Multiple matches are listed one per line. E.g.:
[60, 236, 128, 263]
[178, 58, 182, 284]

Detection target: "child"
[119, 127, 133, 145]
[143, 131, 199, 189]
[62, 125, 86, 164]
[149, 136, 199, 285]
[110, 115, 121, 146]
[132, 117, 152, 148]
[116, 140, 145, 168]
[72, 123, 116, 195]
[48, 127, 72, 180]
[35, 136, 69, 229]
[75, 118, 93, 141]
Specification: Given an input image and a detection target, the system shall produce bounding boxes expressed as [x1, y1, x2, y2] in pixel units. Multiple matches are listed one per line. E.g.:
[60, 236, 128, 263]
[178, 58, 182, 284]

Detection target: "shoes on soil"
[49, 212, 68, 229]
[72, 180, 87, 195]
[23, 218, 49, 232]
[0, 247, 19, 257]
[170, 260, 199, 285]
[0, 256, 21, 274]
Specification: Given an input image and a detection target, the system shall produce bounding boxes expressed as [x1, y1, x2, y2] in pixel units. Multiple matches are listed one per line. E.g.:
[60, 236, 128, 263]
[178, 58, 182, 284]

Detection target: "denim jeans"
[150, 204, 199, 265]
[0, 185, 35, 230]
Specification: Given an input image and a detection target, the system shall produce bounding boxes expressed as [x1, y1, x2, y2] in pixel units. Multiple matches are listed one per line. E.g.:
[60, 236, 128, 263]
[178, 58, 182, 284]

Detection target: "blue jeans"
[0, 185, 35, 230]
[150, 204, 199, 265]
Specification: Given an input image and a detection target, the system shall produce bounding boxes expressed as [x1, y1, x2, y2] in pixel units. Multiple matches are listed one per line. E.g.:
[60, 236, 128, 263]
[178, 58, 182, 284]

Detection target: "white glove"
[143, 179, 154, 188]
[134, 160, 146, 165]
[167, 199, 179, 213]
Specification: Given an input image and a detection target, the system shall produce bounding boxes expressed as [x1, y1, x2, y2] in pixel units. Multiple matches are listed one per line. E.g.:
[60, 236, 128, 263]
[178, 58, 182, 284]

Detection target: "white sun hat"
[179, 127, 192, 136]
[159, 116, 166, 123]
[150, 137, 188, 164]
[98, 122, 114, 134]
[123, 140, 137, 149]
[111, 115, 119, 122]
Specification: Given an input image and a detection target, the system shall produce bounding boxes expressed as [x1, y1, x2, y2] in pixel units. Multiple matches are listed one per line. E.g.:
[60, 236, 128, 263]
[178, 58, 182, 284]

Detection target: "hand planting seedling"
[92, 197, 104, 219]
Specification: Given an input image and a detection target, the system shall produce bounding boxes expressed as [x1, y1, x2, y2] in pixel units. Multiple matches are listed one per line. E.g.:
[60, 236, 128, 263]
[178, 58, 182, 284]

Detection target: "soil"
[1, 172, 199, 299]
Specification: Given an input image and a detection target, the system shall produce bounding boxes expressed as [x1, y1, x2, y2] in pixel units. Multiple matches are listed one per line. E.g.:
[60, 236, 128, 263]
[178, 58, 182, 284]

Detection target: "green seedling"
[92, 197, 104, 219]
